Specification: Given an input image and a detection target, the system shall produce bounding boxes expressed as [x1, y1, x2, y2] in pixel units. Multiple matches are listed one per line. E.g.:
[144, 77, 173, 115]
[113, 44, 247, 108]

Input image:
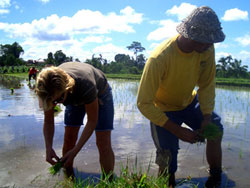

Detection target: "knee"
[156, 149, 178, 173]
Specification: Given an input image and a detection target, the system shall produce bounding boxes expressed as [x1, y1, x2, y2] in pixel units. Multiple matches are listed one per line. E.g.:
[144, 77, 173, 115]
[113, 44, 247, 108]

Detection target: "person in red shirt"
[28, 67, 38, 81]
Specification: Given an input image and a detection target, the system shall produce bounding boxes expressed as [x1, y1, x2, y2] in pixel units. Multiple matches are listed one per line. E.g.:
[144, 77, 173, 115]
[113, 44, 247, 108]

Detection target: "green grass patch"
[106, 74, 141, 80]
[54, 158, 199, 188]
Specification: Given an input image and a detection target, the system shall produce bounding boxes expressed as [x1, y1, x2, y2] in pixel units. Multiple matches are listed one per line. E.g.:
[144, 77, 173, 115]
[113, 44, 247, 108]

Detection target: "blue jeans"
[151, 95, 223, 173]
[64, 84, 114, 131]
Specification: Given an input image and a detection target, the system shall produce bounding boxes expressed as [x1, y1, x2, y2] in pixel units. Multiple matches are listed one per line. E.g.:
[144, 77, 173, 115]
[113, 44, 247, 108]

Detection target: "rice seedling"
[201, 122, 223, 140]
[49, 161, 63, 175]
[54, 105, 62, 113]
[10, 87, 14, 94]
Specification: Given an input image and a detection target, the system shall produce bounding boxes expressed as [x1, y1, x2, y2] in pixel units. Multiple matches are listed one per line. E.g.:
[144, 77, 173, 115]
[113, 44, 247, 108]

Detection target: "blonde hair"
[35, 66, 75, 111]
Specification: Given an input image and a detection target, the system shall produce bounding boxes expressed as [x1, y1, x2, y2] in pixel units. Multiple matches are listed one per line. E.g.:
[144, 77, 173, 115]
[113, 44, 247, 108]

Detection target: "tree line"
[0, 41, 249, 78]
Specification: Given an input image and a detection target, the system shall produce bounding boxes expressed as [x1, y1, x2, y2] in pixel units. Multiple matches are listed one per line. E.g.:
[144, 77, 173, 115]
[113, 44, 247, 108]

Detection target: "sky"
[0, 0, 250, 68]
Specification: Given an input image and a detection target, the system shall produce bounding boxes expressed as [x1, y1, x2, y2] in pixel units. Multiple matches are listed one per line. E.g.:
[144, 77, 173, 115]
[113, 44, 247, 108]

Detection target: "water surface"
[0, 76, 249, 187]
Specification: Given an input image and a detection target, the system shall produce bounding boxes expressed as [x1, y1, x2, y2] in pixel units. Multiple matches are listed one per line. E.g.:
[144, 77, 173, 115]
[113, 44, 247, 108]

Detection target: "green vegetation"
[3, 70, 250, 88]
[215, 77, 250, 87]
[201, 122, 223, 140]
[49, 161, 63, 175]
[55, 161, 198, 188]
[106, 74, 141, 80]
[1, 42, 250, 87]
[54, 105, 62, 113]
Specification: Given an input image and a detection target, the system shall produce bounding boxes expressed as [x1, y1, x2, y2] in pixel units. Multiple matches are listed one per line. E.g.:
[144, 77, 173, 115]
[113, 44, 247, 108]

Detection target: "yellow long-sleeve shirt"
[137, 35, 216, 127]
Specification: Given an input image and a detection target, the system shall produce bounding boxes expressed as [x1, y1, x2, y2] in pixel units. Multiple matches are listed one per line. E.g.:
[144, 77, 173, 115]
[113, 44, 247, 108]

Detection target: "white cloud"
[81, 36, 112, 44]
[92, 43, 133, 61]
[0, 0, 10, 8]
[215, 51, 250, 70]
[0, 8, 9, 14]
[235, 34, 250, 46]
[238, 51, 250, 68]
[0, 6, 143, 61]
[166, 3, 197, 21]
[214, 43, 229, 49]
[147, 19, 178, 41]
[0, 6, 143, 41]
[215, 51, 231, 62]
[149, 42, 160, 50]
[222, 8, 249, 21]
[38, 0, 50, 3]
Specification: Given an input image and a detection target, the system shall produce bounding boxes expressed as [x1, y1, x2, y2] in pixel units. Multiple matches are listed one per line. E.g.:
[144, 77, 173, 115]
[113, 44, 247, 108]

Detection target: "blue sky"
[0, 0, 250, 68]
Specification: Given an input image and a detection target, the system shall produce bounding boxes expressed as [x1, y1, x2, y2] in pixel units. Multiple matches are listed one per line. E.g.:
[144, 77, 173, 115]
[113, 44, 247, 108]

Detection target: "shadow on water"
[176, 173, 236, 188]
[74, 170, 101, 185]
[72, 169, 236, 188]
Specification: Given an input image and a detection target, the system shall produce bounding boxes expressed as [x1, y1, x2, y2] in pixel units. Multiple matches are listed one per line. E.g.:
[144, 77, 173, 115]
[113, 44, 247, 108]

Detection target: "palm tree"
[229, 59, 248, 78]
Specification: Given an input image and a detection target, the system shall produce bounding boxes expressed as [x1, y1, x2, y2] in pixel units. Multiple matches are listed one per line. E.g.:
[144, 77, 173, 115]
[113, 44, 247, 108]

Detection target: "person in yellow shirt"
[137, 6, 225, 188]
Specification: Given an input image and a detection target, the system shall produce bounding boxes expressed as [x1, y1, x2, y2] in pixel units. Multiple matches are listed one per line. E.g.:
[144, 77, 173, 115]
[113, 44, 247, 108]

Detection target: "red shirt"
[29, 68, 38, 75]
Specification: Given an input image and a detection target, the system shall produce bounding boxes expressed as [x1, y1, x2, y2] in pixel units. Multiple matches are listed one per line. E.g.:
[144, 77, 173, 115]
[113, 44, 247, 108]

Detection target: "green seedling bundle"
[201, 122, 223, 140]
[49, 161, 63, 175]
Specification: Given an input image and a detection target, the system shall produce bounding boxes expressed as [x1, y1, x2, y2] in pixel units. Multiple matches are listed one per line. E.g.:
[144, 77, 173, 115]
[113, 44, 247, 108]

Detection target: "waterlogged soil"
[0, 77, 250, 187]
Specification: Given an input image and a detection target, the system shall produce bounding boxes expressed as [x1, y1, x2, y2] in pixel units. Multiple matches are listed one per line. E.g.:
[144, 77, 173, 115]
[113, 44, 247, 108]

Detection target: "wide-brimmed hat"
[176, 6, 225, 43]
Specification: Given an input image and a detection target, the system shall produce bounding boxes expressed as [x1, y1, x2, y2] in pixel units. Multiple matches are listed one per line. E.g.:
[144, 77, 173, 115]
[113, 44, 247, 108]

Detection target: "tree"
[216, 56, 232, 77]
[216, 55, 249, 78]
[136, 54, 146, 70]
[46, 52, 55, 65]
[229, 58, 248, 78]
[54, 50, 67, 65]
[127, 41, 145, 61]
[0, 42, 24, 58]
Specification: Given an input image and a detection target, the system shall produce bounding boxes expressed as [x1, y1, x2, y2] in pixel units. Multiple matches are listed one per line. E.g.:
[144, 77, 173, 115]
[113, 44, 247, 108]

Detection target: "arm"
[138, 57, 199, 144]
[197, 47, 216, 118]
[62, 97, 99, 167]
[137, 57, 168, 126]
[163, 119, 199, 144]
[43, 108, 59, 165]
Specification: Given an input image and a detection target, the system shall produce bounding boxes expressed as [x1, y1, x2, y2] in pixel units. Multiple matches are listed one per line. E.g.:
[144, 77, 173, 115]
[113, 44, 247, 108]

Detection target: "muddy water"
[0, 76, 249, 187]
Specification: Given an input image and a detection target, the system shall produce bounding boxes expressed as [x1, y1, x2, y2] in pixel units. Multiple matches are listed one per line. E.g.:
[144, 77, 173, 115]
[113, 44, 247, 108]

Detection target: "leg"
[205, 113, 223, 188]
[182, 97, 223, 187]
[151, 122, 180, 187]
[95, 130, 115, 175]
[63, 126, 80, 177]
[95, 84, 115, 177]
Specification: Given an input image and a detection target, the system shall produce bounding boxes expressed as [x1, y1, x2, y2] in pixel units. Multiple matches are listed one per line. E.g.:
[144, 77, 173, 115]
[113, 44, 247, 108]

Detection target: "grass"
[53, 158, 199, 188]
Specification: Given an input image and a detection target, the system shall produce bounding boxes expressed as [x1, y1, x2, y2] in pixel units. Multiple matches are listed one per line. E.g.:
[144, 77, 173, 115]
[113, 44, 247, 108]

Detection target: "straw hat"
[176, 6, 225, 43]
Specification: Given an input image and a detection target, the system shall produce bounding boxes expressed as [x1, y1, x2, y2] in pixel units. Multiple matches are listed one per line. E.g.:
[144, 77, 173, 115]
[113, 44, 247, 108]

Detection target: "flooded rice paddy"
[0, 75, 249, 187]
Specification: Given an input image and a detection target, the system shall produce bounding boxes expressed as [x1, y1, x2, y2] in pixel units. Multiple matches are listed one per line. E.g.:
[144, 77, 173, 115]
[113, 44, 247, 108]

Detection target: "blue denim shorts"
[64, 84, 114, 131]
[151, 95, 223, 173]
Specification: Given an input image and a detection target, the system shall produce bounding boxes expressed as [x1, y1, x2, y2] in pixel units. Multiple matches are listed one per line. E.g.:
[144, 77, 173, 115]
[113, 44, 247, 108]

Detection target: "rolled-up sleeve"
[137, 57, 168, 127]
